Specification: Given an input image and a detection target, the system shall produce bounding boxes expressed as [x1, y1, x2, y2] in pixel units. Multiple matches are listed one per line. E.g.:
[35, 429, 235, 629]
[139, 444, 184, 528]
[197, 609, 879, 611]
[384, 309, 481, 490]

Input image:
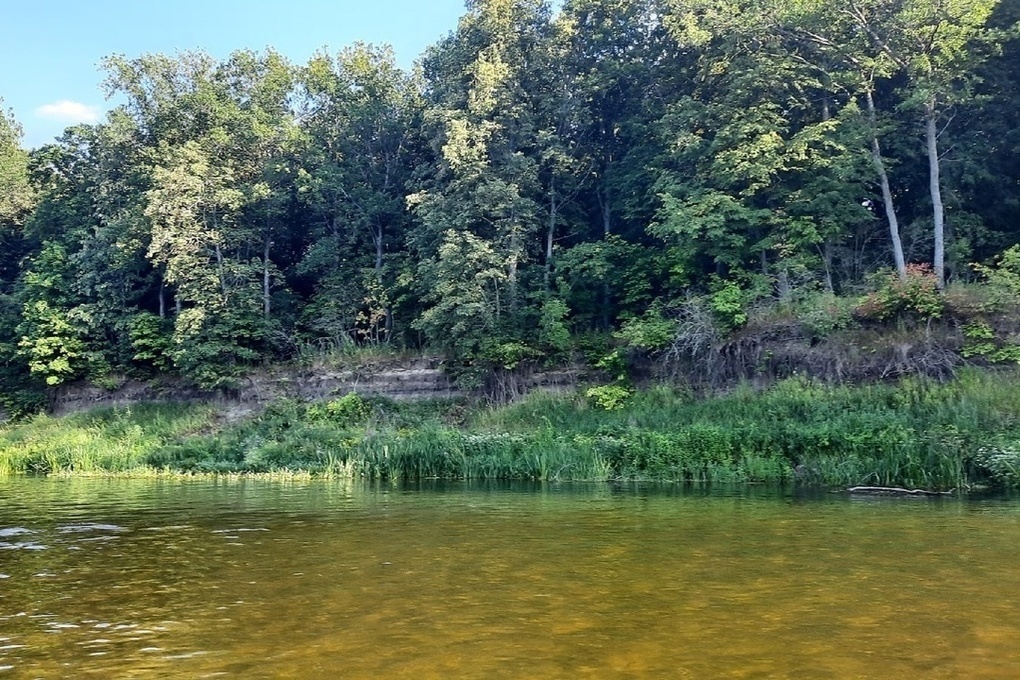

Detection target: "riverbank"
[3, 368, 1020, 489]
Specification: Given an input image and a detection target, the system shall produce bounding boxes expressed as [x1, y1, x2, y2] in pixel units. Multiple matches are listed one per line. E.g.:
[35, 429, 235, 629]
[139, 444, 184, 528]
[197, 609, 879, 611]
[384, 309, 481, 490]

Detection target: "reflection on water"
[1, 478, 1019, 678]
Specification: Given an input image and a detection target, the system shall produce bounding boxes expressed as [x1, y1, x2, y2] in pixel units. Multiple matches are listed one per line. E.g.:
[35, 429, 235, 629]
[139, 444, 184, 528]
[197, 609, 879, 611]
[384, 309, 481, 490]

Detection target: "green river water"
[1, 478, 1019, 678]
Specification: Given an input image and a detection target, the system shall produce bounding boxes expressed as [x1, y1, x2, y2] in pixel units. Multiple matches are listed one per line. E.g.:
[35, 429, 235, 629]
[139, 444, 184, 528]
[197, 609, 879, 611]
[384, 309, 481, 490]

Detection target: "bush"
[796, 292, 855, 337]
[709, 279, 748, 331]
[537, 298, 571, 355]
[974, 245, 1020, 309]
[129, 312, 174, 373]
[616, 306, 678, 351]
[856, 264, 944, 322]
[961, 321, 1020, 364]
[585, 384, 633, 411]
[306, 393, 372, 427]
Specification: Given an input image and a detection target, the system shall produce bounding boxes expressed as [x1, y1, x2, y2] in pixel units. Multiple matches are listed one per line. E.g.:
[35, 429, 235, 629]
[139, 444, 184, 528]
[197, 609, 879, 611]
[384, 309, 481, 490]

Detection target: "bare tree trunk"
[507, 208, 520, 313]
[373, 224, 390, 343]
[507, 241, 519, 312]
[925, 101, 946, 289]
[600, 188, 611, 238]
[263, 231, 271, 319]
[822, 242, 834, 293]
[544, 174, 556, 292]
[820, 90, 835, 293]
[374, 226, 384, 283]
[214, 242, 229, 301]
[598, 186, 612, 330]
[865, 89, 907, 281]
[159, 279, 166, 319]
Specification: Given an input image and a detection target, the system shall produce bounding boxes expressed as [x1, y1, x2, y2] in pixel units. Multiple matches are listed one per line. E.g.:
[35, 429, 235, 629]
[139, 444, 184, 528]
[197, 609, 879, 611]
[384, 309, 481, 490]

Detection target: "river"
[1, 478, 1019, 678]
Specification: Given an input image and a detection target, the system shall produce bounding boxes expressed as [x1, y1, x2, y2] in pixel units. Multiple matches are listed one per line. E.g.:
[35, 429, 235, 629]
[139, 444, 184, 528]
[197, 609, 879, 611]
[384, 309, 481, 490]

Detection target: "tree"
[105, 50, 301, 384]
[12, 120, 156, 387]
[556, 0, 676, 323]
[786, 0, 1005, 287]
[0, 101, 34, 289]
[144, 140, 263, 387]
[297, 44, 422, 343]
[0, 105, 45, 411]
[410, 0, 554, 360]
[952, 0, 1020, 258]
[653, 0, 875, 297]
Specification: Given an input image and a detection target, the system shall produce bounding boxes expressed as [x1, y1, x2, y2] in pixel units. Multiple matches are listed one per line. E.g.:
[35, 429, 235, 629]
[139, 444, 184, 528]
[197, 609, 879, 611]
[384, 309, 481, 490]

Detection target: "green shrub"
[593, 349, 629, 382]
[973, 245, 1020, 310]
[709, 279, 748, 331]
[537, 298, 572, 355]
[797, 291, 855, 336]
[129, 312, 175, 373]
[961, 321, 1020, 363]
[857, 264, 944, 321]
[585, 384, 634, 411]
[306, 393, 372, 427]
[616, 306, 678, 351]
[477, 340, 541, 370]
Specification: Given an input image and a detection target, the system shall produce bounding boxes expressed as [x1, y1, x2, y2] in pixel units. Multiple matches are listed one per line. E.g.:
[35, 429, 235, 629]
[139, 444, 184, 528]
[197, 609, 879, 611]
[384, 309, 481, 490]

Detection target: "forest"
[1, 0, 1019, 416]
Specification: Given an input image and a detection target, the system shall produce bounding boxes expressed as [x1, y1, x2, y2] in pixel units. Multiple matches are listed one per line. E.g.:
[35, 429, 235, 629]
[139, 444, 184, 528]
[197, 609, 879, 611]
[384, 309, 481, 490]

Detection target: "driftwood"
[846, 486, 954, 496]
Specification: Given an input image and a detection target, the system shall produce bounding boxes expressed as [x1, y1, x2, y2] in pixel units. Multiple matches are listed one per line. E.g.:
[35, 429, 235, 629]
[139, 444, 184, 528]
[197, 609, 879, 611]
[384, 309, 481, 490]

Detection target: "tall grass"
[5, 369, 1020, 487]
[294, 337, 429, 371]
[0, 404, 217, 475]
[474, 369, 1020, 489]
[147, 418, 616, 482]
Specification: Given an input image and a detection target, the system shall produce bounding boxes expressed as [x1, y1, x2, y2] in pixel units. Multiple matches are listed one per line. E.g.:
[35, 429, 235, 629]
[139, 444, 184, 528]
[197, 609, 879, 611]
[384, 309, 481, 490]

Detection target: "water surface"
[1, 478, 1018, 678]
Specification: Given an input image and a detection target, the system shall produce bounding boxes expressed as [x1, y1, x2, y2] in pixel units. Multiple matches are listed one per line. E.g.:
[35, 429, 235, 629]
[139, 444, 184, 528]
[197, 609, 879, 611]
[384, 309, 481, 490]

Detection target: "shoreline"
[3, 368, 1020, 490]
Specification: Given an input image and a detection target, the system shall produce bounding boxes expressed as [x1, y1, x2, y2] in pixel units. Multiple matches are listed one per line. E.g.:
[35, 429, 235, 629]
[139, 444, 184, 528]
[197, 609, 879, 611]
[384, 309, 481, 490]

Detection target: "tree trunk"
[214, 242, 229, 301]
[374, 225, 384, 284]
[820, 89, 835, 293]
[925, 100, 946, 289]
[507, 208, 520, 313]
[263, 230, 272, 319]
[822, 241, 834, 293]
[544, 174, 556, 292]
[598, 186, 612, 330]
[507, 239, 520, 312]
[865, 89, 907, 281]
[373, 224, 387, 343]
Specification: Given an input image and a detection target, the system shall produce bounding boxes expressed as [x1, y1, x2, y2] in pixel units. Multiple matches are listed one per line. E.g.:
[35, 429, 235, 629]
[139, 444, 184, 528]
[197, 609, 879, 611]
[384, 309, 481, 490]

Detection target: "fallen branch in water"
[846, 486, 954, 496]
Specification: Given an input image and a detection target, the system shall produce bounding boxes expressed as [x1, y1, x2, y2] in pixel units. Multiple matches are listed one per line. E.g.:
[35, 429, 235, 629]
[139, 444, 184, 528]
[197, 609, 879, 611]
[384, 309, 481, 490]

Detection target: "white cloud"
[35, 100, 100, 124]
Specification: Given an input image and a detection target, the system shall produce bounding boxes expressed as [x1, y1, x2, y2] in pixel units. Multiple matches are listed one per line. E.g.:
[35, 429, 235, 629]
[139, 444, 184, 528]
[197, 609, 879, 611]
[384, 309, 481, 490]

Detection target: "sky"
[0, 0, 469, 148]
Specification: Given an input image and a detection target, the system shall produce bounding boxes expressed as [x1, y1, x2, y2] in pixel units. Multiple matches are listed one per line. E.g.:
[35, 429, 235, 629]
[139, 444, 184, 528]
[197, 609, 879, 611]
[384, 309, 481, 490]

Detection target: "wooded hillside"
[1, 0, 1019, 413]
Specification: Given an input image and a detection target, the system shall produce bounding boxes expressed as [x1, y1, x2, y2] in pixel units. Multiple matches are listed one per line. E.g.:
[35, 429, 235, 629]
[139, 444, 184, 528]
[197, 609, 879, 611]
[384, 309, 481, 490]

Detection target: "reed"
[0, 404, 217, 475]
[5, 369, 1020, 487]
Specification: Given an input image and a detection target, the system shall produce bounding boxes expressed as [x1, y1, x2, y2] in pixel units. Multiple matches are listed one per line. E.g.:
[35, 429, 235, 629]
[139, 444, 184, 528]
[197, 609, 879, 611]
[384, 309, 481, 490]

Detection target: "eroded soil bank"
[45, 356, 587, 419]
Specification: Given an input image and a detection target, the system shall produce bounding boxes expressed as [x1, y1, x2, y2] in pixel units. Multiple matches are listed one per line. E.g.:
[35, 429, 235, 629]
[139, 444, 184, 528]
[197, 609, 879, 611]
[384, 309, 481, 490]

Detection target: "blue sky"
[1, 0, 469, 148]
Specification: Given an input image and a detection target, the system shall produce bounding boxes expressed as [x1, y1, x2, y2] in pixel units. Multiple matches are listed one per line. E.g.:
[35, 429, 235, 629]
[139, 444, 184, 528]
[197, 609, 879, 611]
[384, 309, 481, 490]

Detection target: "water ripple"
[56, 523, 125, 534]
[0, 528, 33, 538]
[0, 541, 46, 551]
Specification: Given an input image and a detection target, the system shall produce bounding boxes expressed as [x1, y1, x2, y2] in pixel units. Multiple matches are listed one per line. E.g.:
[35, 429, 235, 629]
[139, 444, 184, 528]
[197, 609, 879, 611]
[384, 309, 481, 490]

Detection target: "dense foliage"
[2, 0, 1020, 410]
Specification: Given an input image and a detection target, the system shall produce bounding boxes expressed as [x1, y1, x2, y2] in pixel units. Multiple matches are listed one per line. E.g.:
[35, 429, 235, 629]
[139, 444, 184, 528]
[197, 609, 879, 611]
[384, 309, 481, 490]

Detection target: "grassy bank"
[3, 369, 1020, 489]
[0, 403, 217, 476]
